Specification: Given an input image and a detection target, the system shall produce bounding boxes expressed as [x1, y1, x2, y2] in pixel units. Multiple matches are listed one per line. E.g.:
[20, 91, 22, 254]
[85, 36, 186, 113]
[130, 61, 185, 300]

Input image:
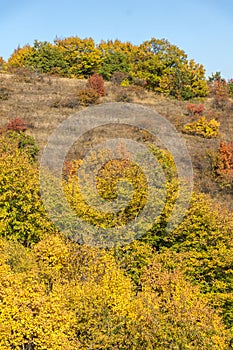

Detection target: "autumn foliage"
[7, 36, 209, 99]
[212, 80, 229, 109]
[76, 87, 100, 106]
[87, 73, 106, 96]
[215, 141, 233, 184]
[183, 116, 220, 138]
[187, 102, 204, 116]
[0, 118, 233, 348]
[6, 117, 27, 132]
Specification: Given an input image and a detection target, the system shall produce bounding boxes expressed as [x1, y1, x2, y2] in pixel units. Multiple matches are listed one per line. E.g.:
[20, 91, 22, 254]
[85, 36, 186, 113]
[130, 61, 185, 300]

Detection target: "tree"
[132, 38, 208, 99]
[0, 132, 55, 245]
[156, 193, 233, 329]
[134, 260, 230, 349]
[54, 36, 102, 78]
[8, 45, 34, 67]
[98, 40, 133, 80]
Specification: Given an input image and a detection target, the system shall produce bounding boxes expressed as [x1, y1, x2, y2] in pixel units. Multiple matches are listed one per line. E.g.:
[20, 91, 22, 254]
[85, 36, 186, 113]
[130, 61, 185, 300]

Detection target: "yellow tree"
[55, 36, 103, 78]
[133, 260, 231, 349]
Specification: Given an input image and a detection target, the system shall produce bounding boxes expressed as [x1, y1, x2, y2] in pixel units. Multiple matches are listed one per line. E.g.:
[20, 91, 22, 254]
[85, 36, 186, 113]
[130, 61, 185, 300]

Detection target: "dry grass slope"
[1, 70, 233, 209]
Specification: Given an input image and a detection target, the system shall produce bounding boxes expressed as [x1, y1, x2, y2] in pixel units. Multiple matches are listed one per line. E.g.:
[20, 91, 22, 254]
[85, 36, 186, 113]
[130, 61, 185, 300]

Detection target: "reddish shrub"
[87, 73, 106, 96]
[217, 141, 233, 175]
[211, 80, 229, 109]
[6, 118, 27, 132]
[187, 103, 204, 116]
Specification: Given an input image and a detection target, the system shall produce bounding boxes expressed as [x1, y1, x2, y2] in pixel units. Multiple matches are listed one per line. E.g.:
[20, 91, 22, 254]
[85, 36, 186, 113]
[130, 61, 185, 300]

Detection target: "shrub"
[0, 56, 5, 70]
[228, 79, 233, 97]
[0, 87, 9, 100]
[87, 73, 106, 96]
[110, 71, 130, 85]
[76, 88, 99, 106]
[115, 89, 132, 102]
[120, 79, 130, 87]
[187, 103, 204, 116]
[8, 41, 68, 76]
[6, 118, 27, 132]
[211, 80, 229, 109]
[17, 132, 39, 161]
[52, 97, 81, 109]
[183, 116, 220, 138]
[132, 77, 147, 87]
[2, 130, 39, 161]
[55, 36, 102, 78]
[132, 39, 209, 99]
[215, 141, 233, 184]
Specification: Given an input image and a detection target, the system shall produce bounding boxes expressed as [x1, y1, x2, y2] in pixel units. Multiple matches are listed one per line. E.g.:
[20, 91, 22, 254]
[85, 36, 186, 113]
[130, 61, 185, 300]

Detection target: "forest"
[0, 36, 233, 349]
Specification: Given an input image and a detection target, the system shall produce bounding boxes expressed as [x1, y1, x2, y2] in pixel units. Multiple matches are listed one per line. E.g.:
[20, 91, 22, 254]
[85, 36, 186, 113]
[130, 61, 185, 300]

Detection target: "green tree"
[132, 38, 208, 99]
[153, 193, 233, 330]
[98, 40, 133, 80]
[0, 133, 55, 246]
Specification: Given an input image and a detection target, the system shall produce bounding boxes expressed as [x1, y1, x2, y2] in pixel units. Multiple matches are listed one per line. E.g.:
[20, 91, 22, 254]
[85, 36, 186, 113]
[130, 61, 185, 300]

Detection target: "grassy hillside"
[1, 69, 233, 209]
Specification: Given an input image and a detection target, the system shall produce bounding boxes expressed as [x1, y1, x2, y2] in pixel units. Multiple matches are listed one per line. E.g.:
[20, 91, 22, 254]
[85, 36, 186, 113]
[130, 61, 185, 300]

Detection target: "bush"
[2, 130, 39, 161]
[7, 36, 209, 99]
[120, 79, 130, 87]
[132, 77, 147, 87]
[115, 89, 132, 102]
[187, 103, 204, 116]
[228, 79, 233, 97]
[211, 80, 229, 109]
[0, 87, 9, 100]
[0, 56, 5, 69]
[217, 141, 233, 173]
[214, 141, 233, 187]
[6, 118, 27, 132]
[183, 116, 220, 138]
[87, 73, 106, 96]
[50, 97, 80, 109]
[17, 132, 39, 161]
[110, 71, 130, 85]
[76, 88, 100, 106]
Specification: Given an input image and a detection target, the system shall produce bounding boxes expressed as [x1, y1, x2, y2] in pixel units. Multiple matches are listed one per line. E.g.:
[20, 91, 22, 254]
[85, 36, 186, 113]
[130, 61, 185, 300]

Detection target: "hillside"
[1, 65, 233, 348]
[1, 69, 233, 209]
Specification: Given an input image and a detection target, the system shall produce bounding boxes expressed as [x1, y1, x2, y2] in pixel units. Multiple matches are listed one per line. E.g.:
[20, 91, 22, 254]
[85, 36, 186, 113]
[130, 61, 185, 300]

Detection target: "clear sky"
[1, 0, 233, 79]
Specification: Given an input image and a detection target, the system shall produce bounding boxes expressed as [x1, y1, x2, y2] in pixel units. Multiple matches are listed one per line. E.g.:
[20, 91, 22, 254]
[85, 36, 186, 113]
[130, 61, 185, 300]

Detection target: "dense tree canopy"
[7, 36, 209, 99]
[0, 97, 233, 347]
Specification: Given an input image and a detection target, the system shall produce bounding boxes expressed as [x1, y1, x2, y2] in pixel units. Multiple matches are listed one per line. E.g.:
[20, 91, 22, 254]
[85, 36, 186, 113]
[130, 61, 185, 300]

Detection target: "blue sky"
[1, 0, 233, 79]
